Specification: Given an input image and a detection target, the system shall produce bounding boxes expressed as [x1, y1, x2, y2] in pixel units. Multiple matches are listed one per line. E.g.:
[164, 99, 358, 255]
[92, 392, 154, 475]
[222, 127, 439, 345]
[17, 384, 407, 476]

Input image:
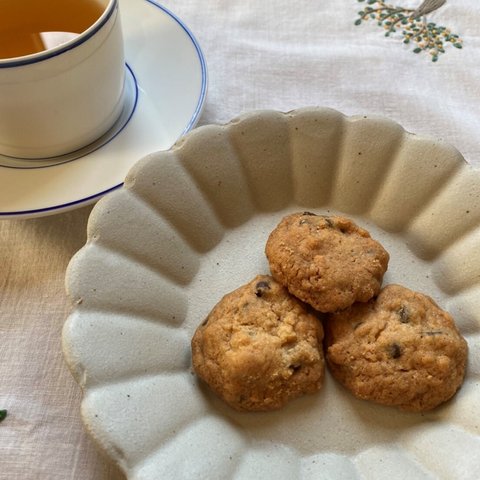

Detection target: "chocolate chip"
[289, 364, 302, 372]
[422, 330, 444, 336]
[255, 281, 271, 297]
[324, 217, 335, 228]
[397, 306, 409, 323]
[302, 211, 317, 216]
[201, 317, 209, 326]
[389, 343, 402, 359]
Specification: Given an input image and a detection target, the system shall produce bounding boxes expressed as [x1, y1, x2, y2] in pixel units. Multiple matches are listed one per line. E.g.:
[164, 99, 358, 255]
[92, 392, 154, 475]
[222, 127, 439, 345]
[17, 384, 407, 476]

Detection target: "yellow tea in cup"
[0, 0, 105, 59]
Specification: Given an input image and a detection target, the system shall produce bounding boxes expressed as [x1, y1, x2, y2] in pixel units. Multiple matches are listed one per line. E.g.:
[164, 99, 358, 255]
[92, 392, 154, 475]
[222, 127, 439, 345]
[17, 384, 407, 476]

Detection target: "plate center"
[185, 209, 450, 456]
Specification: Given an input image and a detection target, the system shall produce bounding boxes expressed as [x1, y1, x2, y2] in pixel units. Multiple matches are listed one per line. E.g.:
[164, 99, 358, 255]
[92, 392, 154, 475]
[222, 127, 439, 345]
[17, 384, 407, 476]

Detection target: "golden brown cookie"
[191, 275, 325, 411]
[265, 212, 389, 313]
[325, 284, 468, 411]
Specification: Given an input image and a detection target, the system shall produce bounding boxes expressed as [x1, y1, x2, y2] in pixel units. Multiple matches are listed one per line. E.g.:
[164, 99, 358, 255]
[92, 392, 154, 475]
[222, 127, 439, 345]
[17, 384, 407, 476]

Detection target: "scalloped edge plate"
[63, 107, 480, 480]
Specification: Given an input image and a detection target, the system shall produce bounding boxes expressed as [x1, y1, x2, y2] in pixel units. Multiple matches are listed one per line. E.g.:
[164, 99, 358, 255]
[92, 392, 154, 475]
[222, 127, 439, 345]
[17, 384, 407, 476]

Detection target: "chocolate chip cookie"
[191, 275, 325, 411]
[325, 284, 468, 411]
[265, 212, 389, 312]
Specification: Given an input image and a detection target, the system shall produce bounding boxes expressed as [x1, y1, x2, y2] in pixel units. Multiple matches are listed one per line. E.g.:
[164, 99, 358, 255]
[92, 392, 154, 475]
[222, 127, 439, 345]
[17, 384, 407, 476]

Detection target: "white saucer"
[0, 0, 207, 219]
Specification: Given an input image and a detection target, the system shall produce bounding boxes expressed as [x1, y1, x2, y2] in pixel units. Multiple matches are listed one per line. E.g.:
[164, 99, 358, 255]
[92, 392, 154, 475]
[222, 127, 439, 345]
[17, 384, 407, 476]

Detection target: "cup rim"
[0, 0, 118, 69]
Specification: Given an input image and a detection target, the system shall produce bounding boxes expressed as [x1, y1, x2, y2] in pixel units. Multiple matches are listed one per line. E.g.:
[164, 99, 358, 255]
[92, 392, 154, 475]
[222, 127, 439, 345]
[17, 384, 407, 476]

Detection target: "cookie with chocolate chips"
[265, 212, 389, 313]
[191, 275, 325, 411]
[325, 284, 468, 411]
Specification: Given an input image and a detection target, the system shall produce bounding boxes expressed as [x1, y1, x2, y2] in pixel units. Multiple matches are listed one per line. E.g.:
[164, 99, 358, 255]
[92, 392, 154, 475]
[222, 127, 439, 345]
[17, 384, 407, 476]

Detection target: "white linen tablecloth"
[1, 1, 479, 479]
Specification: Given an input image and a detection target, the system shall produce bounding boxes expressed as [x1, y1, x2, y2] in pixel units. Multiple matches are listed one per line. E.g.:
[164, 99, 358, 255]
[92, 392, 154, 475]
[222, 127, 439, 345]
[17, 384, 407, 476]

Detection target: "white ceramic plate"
[0, 0, 207, 219]
[63, 108, 480, 480]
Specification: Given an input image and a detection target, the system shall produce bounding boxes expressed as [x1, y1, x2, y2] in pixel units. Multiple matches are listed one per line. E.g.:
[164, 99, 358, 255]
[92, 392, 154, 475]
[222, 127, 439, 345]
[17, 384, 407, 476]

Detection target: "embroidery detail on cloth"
[355, 0, 463, 62]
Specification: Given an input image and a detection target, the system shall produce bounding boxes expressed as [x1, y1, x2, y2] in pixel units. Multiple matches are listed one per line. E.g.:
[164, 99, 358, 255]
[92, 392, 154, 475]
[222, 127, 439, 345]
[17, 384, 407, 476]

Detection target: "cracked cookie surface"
[265, 212, 390, 312]
[191, 275, 324, 411]
[325, 284, 468, 411]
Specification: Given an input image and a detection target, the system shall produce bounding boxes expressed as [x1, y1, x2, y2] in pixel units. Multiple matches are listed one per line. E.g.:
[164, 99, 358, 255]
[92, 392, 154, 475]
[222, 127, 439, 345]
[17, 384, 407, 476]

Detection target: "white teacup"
[0, 0, 125, 159]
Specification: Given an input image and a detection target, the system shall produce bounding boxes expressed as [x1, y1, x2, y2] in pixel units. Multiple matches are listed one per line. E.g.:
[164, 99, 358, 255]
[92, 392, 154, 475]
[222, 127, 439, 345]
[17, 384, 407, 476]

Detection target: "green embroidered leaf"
[0, 410, 7, 422]
[352, 0, 462, 61]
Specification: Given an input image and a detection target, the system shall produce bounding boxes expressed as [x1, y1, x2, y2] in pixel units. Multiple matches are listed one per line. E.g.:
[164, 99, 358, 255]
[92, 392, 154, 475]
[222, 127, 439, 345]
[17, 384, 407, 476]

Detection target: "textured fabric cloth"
[1, 1, 479, 479]
[191, 0, 480, 167]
